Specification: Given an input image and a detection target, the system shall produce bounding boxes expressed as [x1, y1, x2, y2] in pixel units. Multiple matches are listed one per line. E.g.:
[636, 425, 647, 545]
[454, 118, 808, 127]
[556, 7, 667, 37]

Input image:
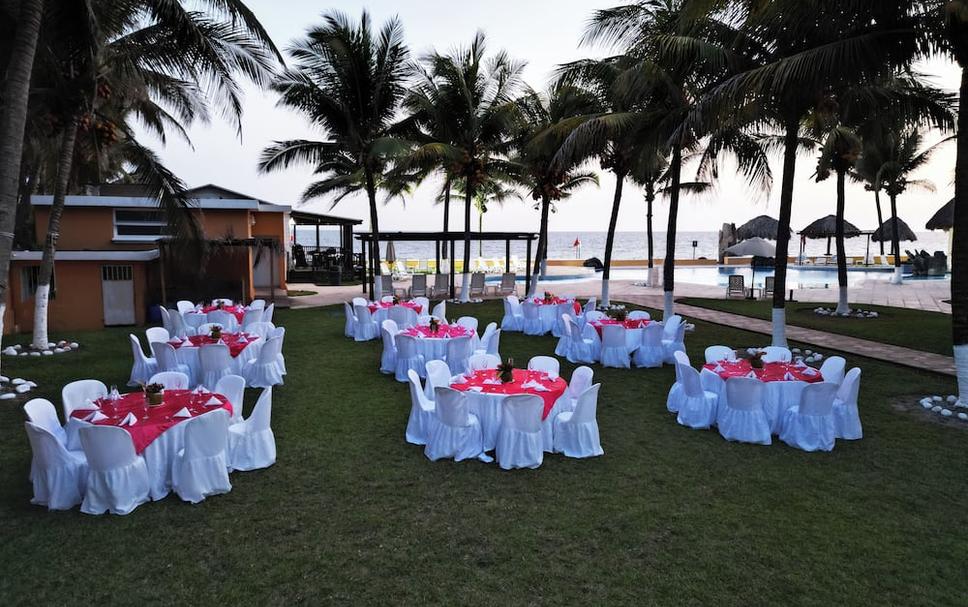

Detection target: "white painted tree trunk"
[459, 273, 470, 302]
[663, 290, 674, 320]
[772, 308, 788, 347]
[31, 283, 50, 349]
[601, 279, 610, 307]
[834, 287, 850, 315]
[540, 258, 548, 279]
[891, 267, 903, 284]
[373, 275, 383, 300]
[528, 272, 539, 299]
[0, 303, 5, 377]
[955, 345, 968, 408]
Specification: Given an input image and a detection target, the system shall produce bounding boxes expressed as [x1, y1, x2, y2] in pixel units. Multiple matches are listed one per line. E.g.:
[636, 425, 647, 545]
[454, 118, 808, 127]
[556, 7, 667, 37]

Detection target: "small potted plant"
[210, 324, 223, 340]
[143, 382, 165, 406]
[497, 357, 515, 383]
[749, 350, 765, 369]
[543, 291, 555, 303]
[605, 304, 628, 322]
[428, 318, 440, 334]
[392, 294, 400, 305]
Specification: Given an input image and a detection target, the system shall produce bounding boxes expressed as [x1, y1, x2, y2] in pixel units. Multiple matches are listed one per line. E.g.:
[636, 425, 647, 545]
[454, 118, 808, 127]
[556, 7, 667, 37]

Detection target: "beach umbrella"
[872, 217, 917, 244]
[926, 198, 954, 231]
[736, 215, 788, 241]
[724, 238, 776, 300]
[385, 240, 397, 265]
[799, 214, 862, 255]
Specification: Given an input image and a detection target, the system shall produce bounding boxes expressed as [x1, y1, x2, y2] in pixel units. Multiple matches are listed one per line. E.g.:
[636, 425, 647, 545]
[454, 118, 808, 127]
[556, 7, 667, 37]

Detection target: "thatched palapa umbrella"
[926, 198, 954, 231]
[799, 214, 861, 256]
[872, 217, 917, 244]
[736, 215, 788, 241]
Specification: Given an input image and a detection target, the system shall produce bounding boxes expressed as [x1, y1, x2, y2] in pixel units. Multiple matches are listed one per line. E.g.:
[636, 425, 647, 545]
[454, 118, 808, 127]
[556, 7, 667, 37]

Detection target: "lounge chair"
[726, 275, 746, 299]
[492, 272, 517, 297]
[410, 274, 428, 298]
[469, 272, 486, 298]
[431, 273, 450, 298]
[761, 276, 775, 300]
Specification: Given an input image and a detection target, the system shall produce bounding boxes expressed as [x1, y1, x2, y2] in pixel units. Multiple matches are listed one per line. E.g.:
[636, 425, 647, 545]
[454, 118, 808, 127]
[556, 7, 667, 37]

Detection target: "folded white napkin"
[482, 378, 502, 385]
[120, 412, 138, 426]
[783, 371, 796, 381]
[451, 374, 467, 384]
[546, 372, 559, 381]
[467, 386, 484, 392]
[173, 407, 192, 418]
[713, 364, 725, 373]
[803, 367, 818, 376]
[77, 398, 99, 411]
[795, 359, 808, 368]
[204, 396, 222, 407]
[238, 335, 248, 343]
[170, 336, 182, 344]
[85, 410, 108, 422]
[745, 370, 758, 379]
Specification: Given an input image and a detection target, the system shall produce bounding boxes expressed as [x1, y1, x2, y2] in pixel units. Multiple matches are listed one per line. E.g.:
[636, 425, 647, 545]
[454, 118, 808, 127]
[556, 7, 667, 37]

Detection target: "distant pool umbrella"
[385, 240, 397, 265]
[724, 238, 776, 299]
[799, 214, 862, 255]
[926, 198, 954, 231]
[736, 215, 786, 241]
[872, 217, 917, 244]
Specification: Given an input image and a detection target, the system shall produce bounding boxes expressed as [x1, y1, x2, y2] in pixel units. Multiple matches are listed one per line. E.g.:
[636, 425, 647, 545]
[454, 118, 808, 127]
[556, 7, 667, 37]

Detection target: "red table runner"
[702, 360, 824, 383]
[169, 332, 259, 358]
[71, 390, 233, 454]
[201, 304, 246, 323]
[368, 301, 423, 314]
[590, 318, 651, 336]
[451, 368, 567, 420]
[403, 324, 470, 339]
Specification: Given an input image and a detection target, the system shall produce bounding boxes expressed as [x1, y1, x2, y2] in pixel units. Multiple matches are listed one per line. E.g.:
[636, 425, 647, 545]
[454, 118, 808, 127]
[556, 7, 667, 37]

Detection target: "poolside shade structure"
[872, 217, 917, 244]
[736, 215, 787, 241]
[926, 199, 954, 231]
[799, 214, 862, 255]
[724, 237, 776, 258]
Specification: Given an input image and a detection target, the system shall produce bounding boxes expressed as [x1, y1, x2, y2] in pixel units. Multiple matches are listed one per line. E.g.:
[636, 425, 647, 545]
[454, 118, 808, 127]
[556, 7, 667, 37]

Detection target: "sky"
[148, 0, 961, 235]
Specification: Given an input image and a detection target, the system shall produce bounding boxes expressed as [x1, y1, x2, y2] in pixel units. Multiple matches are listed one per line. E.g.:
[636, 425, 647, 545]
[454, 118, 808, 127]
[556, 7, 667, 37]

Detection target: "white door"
[253, 246, 274, 288]
[101, 265, 135, 325]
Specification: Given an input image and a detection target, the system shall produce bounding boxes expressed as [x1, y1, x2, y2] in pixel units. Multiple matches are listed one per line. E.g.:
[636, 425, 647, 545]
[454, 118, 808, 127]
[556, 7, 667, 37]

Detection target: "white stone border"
[3, 340, 80, 357]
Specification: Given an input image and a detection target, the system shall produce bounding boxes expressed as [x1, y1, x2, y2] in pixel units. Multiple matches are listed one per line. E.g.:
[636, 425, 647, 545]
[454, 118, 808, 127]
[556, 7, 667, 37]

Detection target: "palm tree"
[448, 177, 521, 257]
[852, 143, 888, 256]
[258, 10, 410, 300]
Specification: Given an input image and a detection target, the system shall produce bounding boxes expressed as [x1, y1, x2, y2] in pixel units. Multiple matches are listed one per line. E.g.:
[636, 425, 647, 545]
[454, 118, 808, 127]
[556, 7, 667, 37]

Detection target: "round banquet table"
[198, 304, 246, 324]
[702, 359, 824, 432]
[589, 318, 651, 351]
[526, 297, 580, 334]
[66, 389, 233, 500]
[402, 324, 472, 362]
[451, 368, 568, 451]
[168, 332, 260, 380]
[368, 300, 423, 324]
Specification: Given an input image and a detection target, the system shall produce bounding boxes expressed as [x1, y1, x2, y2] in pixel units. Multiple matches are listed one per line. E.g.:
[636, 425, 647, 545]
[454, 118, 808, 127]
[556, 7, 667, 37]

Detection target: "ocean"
[295, 228, 950, 263]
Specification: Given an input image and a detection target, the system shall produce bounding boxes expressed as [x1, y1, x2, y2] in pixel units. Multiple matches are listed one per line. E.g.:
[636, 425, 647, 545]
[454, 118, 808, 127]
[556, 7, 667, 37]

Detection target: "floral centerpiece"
[213, 299, 225, 310]
[602, 304, 628, 322]
[142, 382, 165, 406]
[392, 294, 400, 305]
[736, 348, 766, 369]
[497, 357, 515, 383]
[428, 318, 440, 334]
[543, 291, 555, 303]
[210, 324, 224, 340]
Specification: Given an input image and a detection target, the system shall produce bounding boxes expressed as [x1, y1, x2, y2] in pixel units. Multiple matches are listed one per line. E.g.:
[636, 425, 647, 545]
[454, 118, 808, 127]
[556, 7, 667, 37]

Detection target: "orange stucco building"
[4, 184, 292, 335]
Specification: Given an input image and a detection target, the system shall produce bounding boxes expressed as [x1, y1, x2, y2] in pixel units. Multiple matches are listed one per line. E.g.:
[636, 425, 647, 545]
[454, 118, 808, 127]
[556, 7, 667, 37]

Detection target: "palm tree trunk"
[952, 65, 968, 407]
[771, 119, 799, 346]
[459, 182, 473, 302]
[889, 193, 903, 284]
[662, 145, 682, 320]
[441, 180, 450, 272]
[601, 171, 626, 306]
[529, 194, 550, 298]
[874, 189, 885, 255]
[478, 206, 483, 256]
[32, 121, 78, 350]
[645, 180, 657, 288]
[365, 169, 382, 299]
[834, 169, 850, 315]
[0, 0, 46, 368]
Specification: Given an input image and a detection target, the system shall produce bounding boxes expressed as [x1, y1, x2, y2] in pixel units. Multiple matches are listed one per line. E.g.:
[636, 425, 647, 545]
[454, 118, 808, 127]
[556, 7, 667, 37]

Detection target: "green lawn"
[679, 297, 954, 356]
[0, 302, 965, 605]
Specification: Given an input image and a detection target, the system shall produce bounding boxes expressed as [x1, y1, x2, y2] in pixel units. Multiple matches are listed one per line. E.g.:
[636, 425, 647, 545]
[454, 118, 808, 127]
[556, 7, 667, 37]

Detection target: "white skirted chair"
[431, 301, 447, 324]
[24, 422, 87, 510]
[540, 365, 592, 452]
[405, 370, 436, 445]
[424, 360, 453, 401]
[819, 356, 847, 385]
[583, 310, 606, 324]
[380, 320, 399, 375]
[207, 309, 239, 332]
[246, 321, 276, 339]
[554, 315, 572, 358]
[169, 311, 194, 338]
[150, 341, 192, 379]
[241, 308, 264, 328]
[527, 356, 560, 376]
[779, 382, 840, 452]
[228, 387, 276, 471]
[832, 368, 863, 440]
[396, 335, 426, 382]
[467, 353, 500, 371]
[413, 296, 430, 315]
[271, 327, 287, 376]
[564, 316, 598, 364]
[666, 351, 691, 413]
[79, 425, 150, 515]
[389, 305, 418, 330]
[343, 302, 357, 338]
[243, 336, 284, 388]
[477, 322, 498, 354]
[445, 336, 473, 376]
[199, 344, 233, 389]
[214, 374, 246, 425]
[146, 327, 170, 344]
[249, 299, 266, 310]
[128, 334, 158, 386]
[495, 394, 544, 470]
[176, 300, 195, 315]
[761, 346, 792, 363]
[24, 398, 67, 446]
[62, 379, 108, 423]
[424, 387, 486, 462]
[353, 304, 379, 342]
[628, 310, 651, 320]
[501, 296, 524, 331]
[456, 316, 480, 349]
[263, 303, 275, 325]
[599, 324, 630, 369]
[184, 313, 207, 334]
[553, 383, 604, 458]
[633, 323, 665, 368]
[552, 302, 574, 338]
[718, 377, 771, 445]
[159, 306, 173, 333]
[673, 362, 719, 430]
[699, 368, 727, 412]
[662, 319, 687, 363]
[521, 301, 544, 336]
[172, 409, 232, 503]
[148, 371, 190, 390]
[704, 345, 737, 364]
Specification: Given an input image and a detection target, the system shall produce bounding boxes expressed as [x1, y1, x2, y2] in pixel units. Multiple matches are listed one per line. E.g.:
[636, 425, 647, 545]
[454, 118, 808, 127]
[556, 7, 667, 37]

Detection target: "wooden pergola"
[290, 210, 363, 275]
[355, 231, 539, 299]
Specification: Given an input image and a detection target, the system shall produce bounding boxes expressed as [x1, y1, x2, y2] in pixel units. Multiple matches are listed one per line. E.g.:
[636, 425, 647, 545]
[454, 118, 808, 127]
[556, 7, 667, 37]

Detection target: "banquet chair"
[413, 296, 430, 315]
[353, 304, 380, 342]
[271, 327, 287, 375]
[148, 371, 190, 390]
[704, 345, 737, 364]
[169, 311, 194, 338]
[476, 322, 498, 355]
[228, 387, 275, 471]
[527, 356, 560, 377]
[467, 353, 500, 371]
[552, 302, 574, 338]
[554, 383, 604, 458]
[424, 360, 453, 401]
[833, 368, 863, 440]
[456, 316, 479, 348]
[760, 346, 792, 363]
[352, 296, 367, 307]
[381, 295, 395, 303]
[128, 334, 158, 387]
[172, 409, 232, 503]
[208, 310, 239, 332]
[406, 370, 436, 445]
[424, 387, 486, 462]
[243, 336, 284, 388]
[395, 334, 426, 382]
[344, 301, 357, 337]
[62, 379, 108, 422]
[389, 305, 418, 330]
[779, 382, 840, 452]
[819, 356, 847, 385]
[24, 422, 87, 510]
[380, 320, 399, 375]
[196, 323, 221, 336]
[484, 327, 502, 359]
[245, 321, 276, 339]
[241, 308, 264, 328]
[662, 318, 687, 363]
[495, 394, 545, 470]
[521, 301, 544, 336]
[176, 300, 195, 315]
[158, 306, 173, 334]
[199, 344, 233, 389]
[249, 299, 266, 310]
[79, 425, 150, 515]
[541, 365, 593, 452]
[431, 301, 447, 324]
[184, 312, 207, 333]
[628, 310, 651, 321]
[445, 336, 473, 376]
[564, 316, 598, 364]
[699, 368, 727, 412]
[214, 374, 247, 425]
[719, 378, 771, 445]
[24, 398, 67, 446]
[146, 327, 170, 344]
[584, 310, 606, 323]
[599, 325, 630, 369]
[501, 296, 524, 332]
[673, 362, 719, 430]
[633, 323, 665, 368]
[583, 298, 597, 315]
[666, 351, 691, 413]
[151, 340, 191, 375]
[213, 298, 233, 306]
[263, 303, 275, 325]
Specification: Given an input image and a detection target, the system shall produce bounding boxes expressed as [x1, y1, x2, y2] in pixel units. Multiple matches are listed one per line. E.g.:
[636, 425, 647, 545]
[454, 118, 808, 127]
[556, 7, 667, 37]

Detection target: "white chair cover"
[563, 316, 597, 364]
[263, 303, 275, 325]
[241, 308, 264, 328]
[495, 394, 544, 470]
[718, 378, 771, 445]
[199, 344, 233, 389]
[148, 372, 190, 390]
[214, 374, 247, 424]
[424, 388, 485, 462]
[833, 367, 863, 440]
[24, 398, 67, 446]
[352, 296, 367, 307]
[445, 336, 472, 376]
[485, 327, 502, 358]
[380, 321, 398, 374]
[551, 302, 574, 337]
[128, 334, 158, 387]
[249, 299, 266, 310]
[146, 327, 170, 344]
[272, 327, 287, 375]
[389, 305, 418, 329]
[467, 353, 500, 371]
[699, 368, 727, 411]
[633, 323, 665, 368]
[395, 335, 426, 382]
[79, 425, 150, 515]
[628, 310, 650, 320]
[207, 309, 239, 332]
[819, 356, 847, 385]
[665, 351, 690, 413]
[246, 321, 276, 339]
[228, 387, 276, 471]
[176, 300, 195, 315]
[424, 359, 452, 401]
[578, 322, 603, 363]
[502, 296, 523, 331]
[662, 322, 687, 364]
[244, 336, 284, 388]
[150, 341, 192, 379]
[779, 382, 839, 452]
[159, 306, 173, 333]
[353, 304, 379, 341]
[673, 363, 719, 429]
[761, 346, 792, 363]
[431, 301, 447, 324]
[343, 302, 357, 338]
[553, 383, 604, 458]
[584, 310, 606, 323]
[704, 345, 737, 364]
[62, 380, 108, 423]
[521, 301, 544, 336]
[477, 322, 497, 354]
[25, 422, 87, 510]
[599, 325, 630, 369]
[405, 370, 436, 445]
[456, 316, 479, 349]
[172, 409, 232, 502]
[554, 315, 572, 358]
[169, 310, 194, 338]
[413, 296, 430, 314]
[527, 356, 560, 376]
